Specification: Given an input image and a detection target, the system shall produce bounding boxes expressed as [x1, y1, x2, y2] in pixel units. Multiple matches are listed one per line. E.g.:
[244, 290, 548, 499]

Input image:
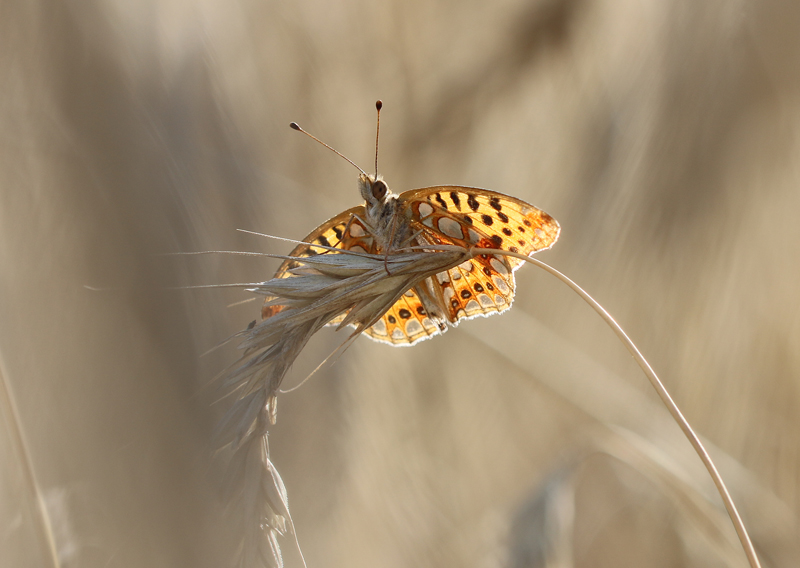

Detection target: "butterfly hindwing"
[363, 287, 447, 345]
[435, 254, 516, 323]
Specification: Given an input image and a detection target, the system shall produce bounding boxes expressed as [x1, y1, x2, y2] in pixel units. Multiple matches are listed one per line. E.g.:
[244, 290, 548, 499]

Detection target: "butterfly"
[262, 106, 560, 346]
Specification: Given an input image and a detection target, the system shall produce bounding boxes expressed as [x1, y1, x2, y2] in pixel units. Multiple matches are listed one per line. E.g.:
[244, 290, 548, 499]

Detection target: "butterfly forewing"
[261, 206, 372, 319]
[399, 186, 560, 265]
[398, 186, 559, 325]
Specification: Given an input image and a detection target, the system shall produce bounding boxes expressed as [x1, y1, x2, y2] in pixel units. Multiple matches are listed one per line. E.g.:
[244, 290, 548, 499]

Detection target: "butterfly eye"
[371, 180, 388, 200]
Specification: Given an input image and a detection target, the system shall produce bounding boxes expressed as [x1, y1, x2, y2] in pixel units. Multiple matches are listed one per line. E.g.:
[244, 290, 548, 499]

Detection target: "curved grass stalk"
[470, 248, 761, 568]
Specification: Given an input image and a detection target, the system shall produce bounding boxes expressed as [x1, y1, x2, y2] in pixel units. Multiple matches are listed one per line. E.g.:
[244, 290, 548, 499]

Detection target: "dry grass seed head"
[213, 245, 471, 567]
[216, 245, 470, 446]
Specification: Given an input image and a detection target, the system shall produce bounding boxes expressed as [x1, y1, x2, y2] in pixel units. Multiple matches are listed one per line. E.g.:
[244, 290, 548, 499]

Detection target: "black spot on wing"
[317, 235, 331, 248]
[460, 289, 472, 299]
[489, 197, 502, 211]
[497, 212, 509, 223]
[474, 283, 484, 293]
[449, 191, 461, 210]
[398, 309, 411, 319]
[467, 194, 479, 211]
[490, 235, 503, 247]
[435, 193, 448, 209]
[333, 226, 344, 239]
[463, 215, 473, 225]
[502, 228, 512, 236]
[387, 315, 396, 324]
[416, 305, 426, 315]
[481, 214, 494, 226]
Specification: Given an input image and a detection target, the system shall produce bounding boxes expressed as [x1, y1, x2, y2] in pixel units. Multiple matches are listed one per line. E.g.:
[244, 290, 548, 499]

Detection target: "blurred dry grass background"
[2, 0, 800, 567]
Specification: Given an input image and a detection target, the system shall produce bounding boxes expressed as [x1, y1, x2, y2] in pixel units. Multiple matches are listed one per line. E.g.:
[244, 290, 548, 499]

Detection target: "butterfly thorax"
[359, 173, 413, 252]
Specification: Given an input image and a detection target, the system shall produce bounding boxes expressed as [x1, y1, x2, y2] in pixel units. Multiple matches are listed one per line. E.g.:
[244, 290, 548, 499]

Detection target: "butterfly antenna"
[374, 100, 382, 178]
[289, 122, 366, 176]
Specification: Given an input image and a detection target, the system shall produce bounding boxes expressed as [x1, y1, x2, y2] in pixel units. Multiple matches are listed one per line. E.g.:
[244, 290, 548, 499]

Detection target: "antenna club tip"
[289, 122, 301, 130]
[375, 100, 383, 110]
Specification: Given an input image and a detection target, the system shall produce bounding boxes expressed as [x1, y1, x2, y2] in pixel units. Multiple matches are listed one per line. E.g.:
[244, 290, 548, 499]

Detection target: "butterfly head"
[359, 173, 392, 208]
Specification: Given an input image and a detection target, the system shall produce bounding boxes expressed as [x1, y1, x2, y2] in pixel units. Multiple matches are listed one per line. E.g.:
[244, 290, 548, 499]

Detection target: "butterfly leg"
[381, 212, 404, 275]
[398, 228, 422, 247]
[344, 212, 381, 256]
[339, 213, 358, 245]
[348, 212, 378, 239]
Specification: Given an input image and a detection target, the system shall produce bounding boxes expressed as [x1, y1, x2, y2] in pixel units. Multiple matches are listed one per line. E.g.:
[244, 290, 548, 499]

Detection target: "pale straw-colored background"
[2, 1, 799, 567]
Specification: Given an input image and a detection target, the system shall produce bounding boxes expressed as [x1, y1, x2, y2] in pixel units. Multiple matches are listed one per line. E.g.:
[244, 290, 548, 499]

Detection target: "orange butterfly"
[263, 103, 560, 346]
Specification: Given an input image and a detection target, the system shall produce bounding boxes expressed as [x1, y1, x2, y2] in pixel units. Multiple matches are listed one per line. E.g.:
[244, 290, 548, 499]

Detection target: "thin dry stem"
[472, 247, 762, 568]
[0, 356, 61, 568]
[215, 237, 760, 568]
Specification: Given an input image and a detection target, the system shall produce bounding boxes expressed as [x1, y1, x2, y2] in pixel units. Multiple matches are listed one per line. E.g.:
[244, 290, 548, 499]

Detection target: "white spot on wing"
[465, 299, 480, 313]
[495, 295, 506, 305]
[490, 257, 509, 276]
[534, 228, 544, 238]
[422, 216, 435, 228]
[371, 319, 387, 335]
[443, 286, 455, 301]
[493, 275, 510, 293]
[436, 217, 464, 239]
[437, 272, 450, 284]
[458, 260, 474, 272]
[392, 328, 405, 341]
[404, 290, 415, 297]
[468, 228, 482, 243]
[455, 309, 466, 319]
[405, 319, 423, 335]
[418, 202, 434, 217]
[477, 294, 494, 308]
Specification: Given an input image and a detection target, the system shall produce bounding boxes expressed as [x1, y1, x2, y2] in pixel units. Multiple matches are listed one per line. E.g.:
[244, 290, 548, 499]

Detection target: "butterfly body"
[264, 171, 560, 346]
[358, 174, 412, 252]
